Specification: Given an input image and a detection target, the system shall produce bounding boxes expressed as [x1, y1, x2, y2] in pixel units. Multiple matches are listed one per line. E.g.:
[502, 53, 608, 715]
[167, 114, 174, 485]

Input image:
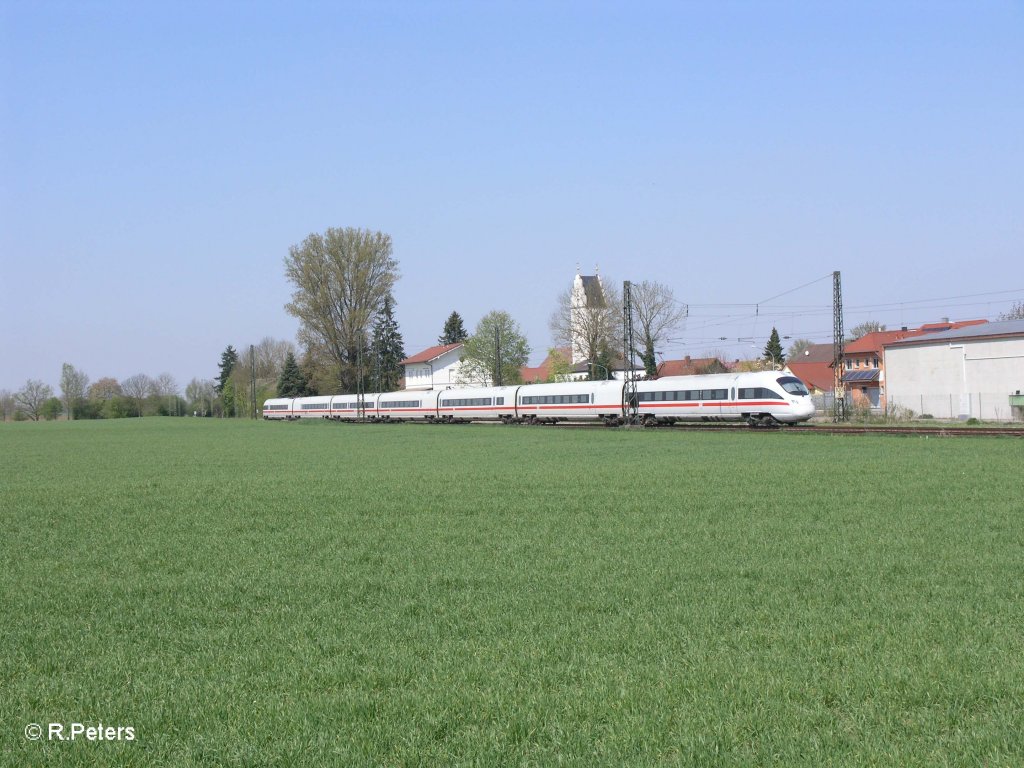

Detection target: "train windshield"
[776, 376, 809, 396]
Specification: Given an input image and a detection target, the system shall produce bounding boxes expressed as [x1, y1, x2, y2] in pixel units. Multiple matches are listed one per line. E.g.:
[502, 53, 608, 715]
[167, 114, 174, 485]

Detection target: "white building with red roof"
[884, 319, 1024, 421]
[400, 343, 466, 390]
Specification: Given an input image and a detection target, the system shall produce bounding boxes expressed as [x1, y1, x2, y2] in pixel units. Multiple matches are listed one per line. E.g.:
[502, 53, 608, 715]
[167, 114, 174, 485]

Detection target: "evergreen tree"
[763, 327, 785, 368]
[590, 339, 615, 381]
[216, 345, 238, 394]
[277, 351, 312, 397]
[370, 294, 406, 391]
[438, 311, 469, 345]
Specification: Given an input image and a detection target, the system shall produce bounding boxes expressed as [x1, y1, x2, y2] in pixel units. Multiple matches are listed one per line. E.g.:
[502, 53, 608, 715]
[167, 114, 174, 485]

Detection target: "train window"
[496, 397, 504, 405]
[381, 400, 420, 408]
[701, 389, 727, 401]
[739, 387, 784, 400]
[776, 377, 809, 396]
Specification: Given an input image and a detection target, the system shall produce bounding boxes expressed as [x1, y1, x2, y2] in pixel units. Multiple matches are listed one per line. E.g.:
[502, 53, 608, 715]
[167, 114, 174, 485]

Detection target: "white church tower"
[570, 266, 606, 364]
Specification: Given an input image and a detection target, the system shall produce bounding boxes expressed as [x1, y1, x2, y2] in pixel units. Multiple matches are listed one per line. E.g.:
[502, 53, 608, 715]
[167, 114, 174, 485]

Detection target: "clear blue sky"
[2, 1, 1022, 392]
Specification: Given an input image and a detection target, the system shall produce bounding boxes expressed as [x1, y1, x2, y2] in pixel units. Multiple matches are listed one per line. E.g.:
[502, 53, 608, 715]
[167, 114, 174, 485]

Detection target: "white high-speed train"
[263, 371, 815, 427]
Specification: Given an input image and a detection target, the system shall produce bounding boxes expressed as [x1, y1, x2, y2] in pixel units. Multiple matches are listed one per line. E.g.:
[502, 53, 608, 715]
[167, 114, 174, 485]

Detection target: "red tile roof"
[656, 357, 728, 377]
[844, 329, 922, 354]
[844, 320, 987, 354]
[520, 348, 572, 383]
[788, 361, 834, 393]
[399, 343, 463, 366]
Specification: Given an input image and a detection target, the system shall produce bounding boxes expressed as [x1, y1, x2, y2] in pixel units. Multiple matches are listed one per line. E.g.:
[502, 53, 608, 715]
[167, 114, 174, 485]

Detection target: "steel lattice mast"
[622, 280, 638, 425]
[832, 270, 846, 422]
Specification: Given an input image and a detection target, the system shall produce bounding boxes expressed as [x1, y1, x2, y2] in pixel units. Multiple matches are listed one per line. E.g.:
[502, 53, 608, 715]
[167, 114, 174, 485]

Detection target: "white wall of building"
[403, 348, 467, 390]
[885, 337, 1024, 420]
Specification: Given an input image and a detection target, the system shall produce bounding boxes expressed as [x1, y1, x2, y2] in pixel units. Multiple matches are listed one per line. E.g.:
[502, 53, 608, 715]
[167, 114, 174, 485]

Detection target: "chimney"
[684, 355, 691, 363]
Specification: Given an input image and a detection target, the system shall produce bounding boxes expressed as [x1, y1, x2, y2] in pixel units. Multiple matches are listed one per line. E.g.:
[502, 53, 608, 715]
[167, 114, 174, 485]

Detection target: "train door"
[701, 387, 726, 417]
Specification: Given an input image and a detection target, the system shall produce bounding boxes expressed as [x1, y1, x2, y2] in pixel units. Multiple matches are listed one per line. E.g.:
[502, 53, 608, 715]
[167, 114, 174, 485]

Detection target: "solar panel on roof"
[842, 369, 880, 382]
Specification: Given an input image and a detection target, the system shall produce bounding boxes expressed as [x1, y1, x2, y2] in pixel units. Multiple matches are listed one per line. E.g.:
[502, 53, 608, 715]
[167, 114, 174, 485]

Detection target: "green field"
[2, 419, 1022, 766]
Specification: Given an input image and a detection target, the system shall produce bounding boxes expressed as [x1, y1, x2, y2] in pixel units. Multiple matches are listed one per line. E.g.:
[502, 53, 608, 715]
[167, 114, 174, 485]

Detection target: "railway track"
[547, 422, 1024, 437]
[319, 418, 1024, 437]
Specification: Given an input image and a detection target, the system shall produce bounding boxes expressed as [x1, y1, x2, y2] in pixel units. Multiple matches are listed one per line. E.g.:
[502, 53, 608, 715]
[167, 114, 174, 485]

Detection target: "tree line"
[2, 367, 186, 422]
[13, 224, 856, 422]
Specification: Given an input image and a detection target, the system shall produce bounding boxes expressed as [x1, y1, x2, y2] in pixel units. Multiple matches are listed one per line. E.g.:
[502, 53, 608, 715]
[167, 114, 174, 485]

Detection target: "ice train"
[263, 371, 815, 427]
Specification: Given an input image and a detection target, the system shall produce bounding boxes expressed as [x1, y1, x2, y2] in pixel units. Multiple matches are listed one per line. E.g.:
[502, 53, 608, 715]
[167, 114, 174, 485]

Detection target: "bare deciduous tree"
[630, 281, 687, 376]
[186, 378, 215, 416]
[998, 301, 1024, 321]
[122, 374, 153, 417]
[847, 321, 886, 341]
[228, 338, 296, 418]
[549, 278, 622, 375]
[1, 389, 16, 421]
[14, 379, 54, 421]
[60, 363, 90, 420]
[151, 372, 178, 398]
[787, 338, 814, 359]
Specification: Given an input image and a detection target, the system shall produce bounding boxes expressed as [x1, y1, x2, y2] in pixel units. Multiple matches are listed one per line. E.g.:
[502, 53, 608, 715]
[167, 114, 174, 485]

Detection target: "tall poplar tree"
[284, 227, 399, 392]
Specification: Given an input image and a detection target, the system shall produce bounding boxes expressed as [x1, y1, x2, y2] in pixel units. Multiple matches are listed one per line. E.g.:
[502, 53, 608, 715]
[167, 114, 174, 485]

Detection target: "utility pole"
[356, 331, 366, 422]
[494, 326, 503, 386]
[250, 344, 257, 419]
[622, 280, 638, 425]
[832, 271, 846, 422]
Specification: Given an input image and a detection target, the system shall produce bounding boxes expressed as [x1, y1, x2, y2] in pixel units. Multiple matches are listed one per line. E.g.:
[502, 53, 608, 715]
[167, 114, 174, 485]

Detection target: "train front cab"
[771, 375, 815, 423]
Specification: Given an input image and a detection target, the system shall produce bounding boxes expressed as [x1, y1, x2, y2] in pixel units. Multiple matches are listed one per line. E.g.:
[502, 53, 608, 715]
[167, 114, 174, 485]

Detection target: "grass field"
[2, 418, 1022, 766]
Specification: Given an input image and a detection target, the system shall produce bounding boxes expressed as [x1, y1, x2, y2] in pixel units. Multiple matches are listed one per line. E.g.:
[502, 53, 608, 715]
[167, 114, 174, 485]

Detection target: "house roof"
[844, 329, 923, 354]
[795, 343, 836, 364]
[885, 318, 1023, 347]
[656, 356, 727, 377]
[788, 361, 834, 392]
[520, 348, 572, 383]
[844, 320, 988, 354]
[399, 343, 463, 366]
[578, 275, 605, 305]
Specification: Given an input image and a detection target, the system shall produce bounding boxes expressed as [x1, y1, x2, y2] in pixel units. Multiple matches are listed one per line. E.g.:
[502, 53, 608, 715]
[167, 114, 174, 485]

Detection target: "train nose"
[799, 397, 816, 419]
